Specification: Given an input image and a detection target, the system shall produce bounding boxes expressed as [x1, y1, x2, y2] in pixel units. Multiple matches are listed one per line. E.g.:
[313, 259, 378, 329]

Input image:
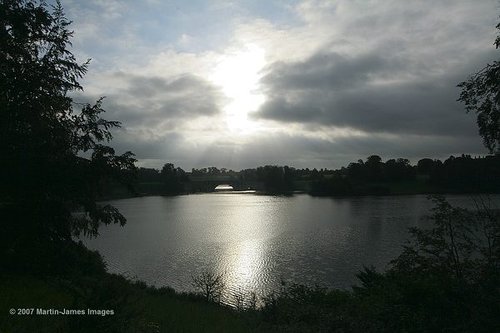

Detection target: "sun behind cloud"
[210, 43, 266, 134]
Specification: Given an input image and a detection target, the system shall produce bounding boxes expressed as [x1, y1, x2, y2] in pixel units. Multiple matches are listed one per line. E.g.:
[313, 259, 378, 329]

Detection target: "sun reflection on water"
[210, 195, 281, 306]
[226, 240, 262, 284]
[81, 194, 484, 308]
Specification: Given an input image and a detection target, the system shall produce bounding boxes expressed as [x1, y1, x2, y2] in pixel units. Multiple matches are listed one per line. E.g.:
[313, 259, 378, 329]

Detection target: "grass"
[0, 274, 74, 332]
[141, 292, 255, 332]
[0, 273, 258, 333]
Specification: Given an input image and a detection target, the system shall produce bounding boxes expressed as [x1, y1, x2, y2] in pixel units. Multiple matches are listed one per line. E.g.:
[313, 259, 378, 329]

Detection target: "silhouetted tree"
[160, 163, 187, 194]
[365, 155, 383, 181]
[417, 158, 435, 175]
[310, 176, 353, 196]
[191, 271, 225, 303]
[347, 196, 500, 332]
[347, 160, 366, 181]
[458, 22, 500, 154]
[137, 167, 161, 183]
[256, 165, 294, 193]
[385, 158, 415, 181]
[0, 0, 136, 272]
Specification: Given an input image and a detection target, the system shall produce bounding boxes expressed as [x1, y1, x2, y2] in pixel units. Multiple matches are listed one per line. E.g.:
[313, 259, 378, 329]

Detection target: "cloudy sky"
[62, 0, 499, 170]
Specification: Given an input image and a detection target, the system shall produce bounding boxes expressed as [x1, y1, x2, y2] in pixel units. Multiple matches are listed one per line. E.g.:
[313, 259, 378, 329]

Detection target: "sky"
[61, 0, 499, 170]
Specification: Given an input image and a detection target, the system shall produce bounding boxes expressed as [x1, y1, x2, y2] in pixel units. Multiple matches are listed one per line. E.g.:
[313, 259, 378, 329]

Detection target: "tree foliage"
[391, 196, 500, 282]
[458, 22, 500, 154]
[160, 162, 187, 195]
[260, 197, 500, 332]
[0, 0, 136, 271]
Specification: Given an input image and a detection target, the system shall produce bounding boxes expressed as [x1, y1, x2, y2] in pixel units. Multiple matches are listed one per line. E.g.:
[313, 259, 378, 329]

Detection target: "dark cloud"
[254, 49, 496, 138]
[85, 73, 224, 129]
[110, 129, 183, 159]
[262, 52, 401, 91]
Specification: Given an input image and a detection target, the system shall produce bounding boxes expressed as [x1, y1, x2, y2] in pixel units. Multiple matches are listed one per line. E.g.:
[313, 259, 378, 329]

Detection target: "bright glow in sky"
[210, 44, 266, 134]
[62, 0, 498, 170]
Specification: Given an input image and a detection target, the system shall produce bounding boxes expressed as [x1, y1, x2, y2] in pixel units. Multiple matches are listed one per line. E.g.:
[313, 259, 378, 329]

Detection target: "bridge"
[187, 174, 262, 192]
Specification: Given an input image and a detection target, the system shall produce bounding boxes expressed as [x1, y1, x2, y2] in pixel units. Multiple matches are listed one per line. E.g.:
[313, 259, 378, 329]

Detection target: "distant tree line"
[131, 154, 499, 196]
[311, 154, 500, 196]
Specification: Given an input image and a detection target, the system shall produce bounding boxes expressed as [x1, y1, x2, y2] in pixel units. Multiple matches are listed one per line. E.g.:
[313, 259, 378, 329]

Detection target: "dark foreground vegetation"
[1, 1, 500, 332]
[1, 245, 254, 332]
[258, 196, 500, 332]
[2, 196, 499, 332]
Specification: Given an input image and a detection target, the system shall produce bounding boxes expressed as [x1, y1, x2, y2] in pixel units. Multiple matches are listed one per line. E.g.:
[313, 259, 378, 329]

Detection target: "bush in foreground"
[257, 195, 500, 332]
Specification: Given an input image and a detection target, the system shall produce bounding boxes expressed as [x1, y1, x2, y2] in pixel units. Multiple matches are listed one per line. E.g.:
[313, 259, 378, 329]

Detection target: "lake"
[82, 193, 498, 306]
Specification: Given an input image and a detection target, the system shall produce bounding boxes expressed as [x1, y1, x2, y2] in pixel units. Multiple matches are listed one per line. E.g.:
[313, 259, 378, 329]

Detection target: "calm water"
[82, 193, 499, 306]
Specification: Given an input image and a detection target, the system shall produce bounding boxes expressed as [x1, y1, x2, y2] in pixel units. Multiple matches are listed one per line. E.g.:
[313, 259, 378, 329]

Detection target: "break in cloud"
[64, 0, 499, 170]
